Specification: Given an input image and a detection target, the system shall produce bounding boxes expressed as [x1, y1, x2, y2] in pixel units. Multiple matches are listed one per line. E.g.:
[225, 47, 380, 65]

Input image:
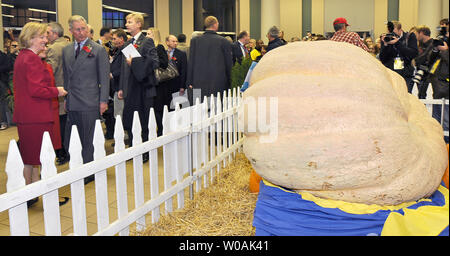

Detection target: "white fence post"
[40, 132, 62, 236]
[201, 96, 208, 188]
[162, 105, 173, 213]
[209, 94, 216, 184]
[173, 104, 183, 209]
[5, 140, 29, 236]
[68, 125, 88, 236]
[93, 120, 109, 232]
[192, 98, 201, 192]
[148, 108, 160, 223]
[228, 89, 233, 163]
[113, 115, 129, 236]
[222, 90, 228, 167]
[216, 92, 222, 174]
[131, 111, 145, 231]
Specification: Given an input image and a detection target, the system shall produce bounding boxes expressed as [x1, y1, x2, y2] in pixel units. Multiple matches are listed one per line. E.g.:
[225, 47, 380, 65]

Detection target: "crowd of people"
[0, 13, 448, 208]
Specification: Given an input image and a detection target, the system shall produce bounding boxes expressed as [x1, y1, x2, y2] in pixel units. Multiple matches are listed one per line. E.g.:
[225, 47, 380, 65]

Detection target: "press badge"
[394, 57, 404, 70]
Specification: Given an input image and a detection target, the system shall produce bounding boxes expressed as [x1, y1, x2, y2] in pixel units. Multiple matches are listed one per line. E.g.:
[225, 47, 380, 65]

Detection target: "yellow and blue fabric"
[240, 61, 258, 93]
[253, 179, 449, 236]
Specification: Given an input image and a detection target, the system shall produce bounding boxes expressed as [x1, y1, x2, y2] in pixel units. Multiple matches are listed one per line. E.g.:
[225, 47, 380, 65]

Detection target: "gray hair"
[68, 15, 87, 29]
[268, 26, 280, 38]
[48, 22, 64, 37]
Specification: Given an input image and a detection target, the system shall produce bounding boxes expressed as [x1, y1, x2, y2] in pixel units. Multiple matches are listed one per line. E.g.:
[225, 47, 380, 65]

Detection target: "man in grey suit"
[62, 15, 110, 184]
[47, 22, 70, 165]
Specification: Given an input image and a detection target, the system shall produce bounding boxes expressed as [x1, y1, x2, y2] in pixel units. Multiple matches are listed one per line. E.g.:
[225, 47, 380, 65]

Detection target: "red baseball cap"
[333, 17, 349, 26]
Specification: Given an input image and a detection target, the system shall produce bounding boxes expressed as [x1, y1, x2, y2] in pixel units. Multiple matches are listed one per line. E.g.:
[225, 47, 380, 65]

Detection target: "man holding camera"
[415, 22, 449, 143]
[379, 21, 418, 92]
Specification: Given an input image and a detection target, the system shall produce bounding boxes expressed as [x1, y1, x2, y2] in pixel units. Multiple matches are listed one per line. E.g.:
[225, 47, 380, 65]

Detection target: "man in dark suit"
[186, 16, 233, 101]
[118, 13, 159, 162]
[62, 15, 110, 184]
[165, 35, 188, 109]
[232, 30, 250, 64]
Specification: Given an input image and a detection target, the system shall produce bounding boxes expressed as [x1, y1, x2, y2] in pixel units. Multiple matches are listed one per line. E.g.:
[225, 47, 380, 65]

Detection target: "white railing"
[413, 83, 449, 137]
[0, 87, 244, 236]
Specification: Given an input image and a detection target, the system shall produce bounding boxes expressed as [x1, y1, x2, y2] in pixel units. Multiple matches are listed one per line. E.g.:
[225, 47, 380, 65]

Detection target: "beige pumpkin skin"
[243, 41, 448, 206]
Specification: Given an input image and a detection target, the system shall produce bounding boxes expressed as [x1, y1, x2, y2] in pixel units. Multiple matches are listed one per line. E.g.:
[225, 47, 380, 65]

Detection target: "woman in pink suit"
[13, 22, 67, 207]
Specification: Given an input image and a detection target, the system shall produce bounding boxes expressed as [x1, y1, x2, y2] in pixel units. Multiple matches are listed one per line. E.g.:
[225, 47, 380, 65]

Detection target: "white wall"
[324, 0, 374, 34]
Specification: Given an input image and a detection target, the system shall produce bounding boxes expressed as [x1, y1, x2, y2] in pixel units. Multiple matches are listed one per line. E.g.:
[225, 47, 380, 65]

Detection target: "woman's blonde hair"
[18, 22, 48, 49]
[147, 27, 161, 46]
[126, 13, 144, 30]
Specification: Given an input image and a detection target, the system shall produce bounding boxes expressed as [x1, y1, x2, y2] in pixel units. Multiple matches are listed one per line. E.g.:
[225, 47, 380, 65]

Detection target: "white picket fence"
[0, 87, 244, 236]
[412, 83, 449, 137]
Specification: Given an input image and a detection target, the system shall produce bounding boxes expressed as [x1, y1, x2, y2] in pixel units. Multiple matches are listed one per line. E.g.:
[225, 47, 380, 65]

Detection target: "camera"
[412, 65, 428, 84]
[383, 33, 397, 43]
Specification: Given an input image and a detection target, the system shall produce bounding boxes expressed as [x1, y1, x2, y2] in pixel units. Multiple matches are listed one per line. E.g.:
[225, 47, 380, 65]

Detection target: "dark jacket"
[232, 41, 246, 64]
[379, 31, 418, 79]
[186, 30, 233, 99]
[110, 46, 123, 93]
[430, 49, 449, 99]
[0, 50, 12, 92]
[266, 37, 285, 53]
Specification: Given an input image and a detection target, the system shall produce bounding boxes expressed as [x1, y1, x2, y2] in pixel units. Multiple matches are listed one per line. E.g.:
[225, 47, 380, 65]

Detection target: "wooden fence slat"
[113, 115, 129, 236]
[202, 96, 208, 188]
[228, 89, 233, 163]
[216, 92, 222, 174]
[233, 87, 238, 156]
[209, 94, 216, 184]
[5, 140, 29, 236]
[173, 105, 183, 209]
[148, 108, 160, 223]
[40, 132, 62, 236]
[192, 98, 201, 192]
[222, 90, 228, 167]
[131, 111, 145, 231]
[93, 120, 109, 232]
[162, 105, 173, 213]
[68, 125, 88, 236]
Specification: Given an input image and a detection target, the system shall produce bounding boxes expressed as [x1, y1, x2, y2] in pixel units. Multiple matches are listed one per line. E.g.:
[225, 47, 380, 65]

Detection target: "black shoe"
[27, 198, 39, 208]
[105, 134, 114, 140]
[84, 175, 95, 185]
[57, 155, 70, 165]
[59, 197, 70, 206]
[143, 152, 149, 163]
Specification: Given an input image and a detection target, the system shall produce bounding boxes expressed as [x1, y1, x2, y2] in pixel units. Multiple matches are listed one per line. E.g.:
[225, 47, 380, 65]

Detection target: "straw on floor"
[138, 153, 258, 236]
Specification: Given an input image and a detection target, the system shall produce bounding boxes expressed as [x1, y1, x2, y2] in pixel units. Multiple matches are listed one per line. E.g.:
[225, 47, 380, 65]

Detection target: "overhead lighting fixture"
[28, 8, 56, 15]
[28, 17, 44, 22]
[2, 14, 14, 18]
[1, 3, 15, 8]
[102, 4, 146, 15]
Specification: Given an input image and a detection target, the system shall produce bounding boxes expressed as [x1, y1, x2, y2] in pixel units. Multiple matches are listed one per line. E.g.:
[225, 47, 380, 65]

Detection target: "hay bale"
[137, 153, 258, 236]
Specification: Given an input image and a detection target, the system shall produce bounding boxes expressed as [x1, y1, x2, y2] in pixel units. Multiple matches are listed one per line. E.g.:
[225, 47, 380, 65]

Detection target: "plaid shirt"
[330, 31, 369, 52]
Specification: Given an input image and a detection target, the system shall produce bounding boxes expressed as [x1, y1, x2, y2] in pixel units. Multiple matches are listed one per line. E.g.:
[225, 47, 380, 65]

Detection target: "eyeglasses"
[11, 45, 18, 48]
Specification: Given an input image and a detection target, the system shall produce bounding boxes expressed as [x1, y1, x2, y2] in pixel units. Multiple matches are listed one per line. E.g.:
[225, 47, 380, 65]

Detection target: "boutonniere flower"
[171, 56, 177, 61]
[83, 45, 95, 57]
[133, 44, 138, 49]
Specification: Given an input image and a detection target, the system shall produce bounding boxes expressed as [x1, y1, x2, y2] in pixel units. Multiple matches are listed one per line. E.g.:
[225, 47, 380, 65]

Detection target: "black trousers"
[123, 96, 155, 147]
[64, 110, 99, 164]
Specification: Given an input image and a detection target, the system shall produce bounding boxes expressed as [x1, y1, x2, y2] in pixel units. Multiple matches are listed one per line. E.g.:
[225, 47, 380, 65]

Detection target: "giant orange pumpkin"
[243, 41, 449, 206]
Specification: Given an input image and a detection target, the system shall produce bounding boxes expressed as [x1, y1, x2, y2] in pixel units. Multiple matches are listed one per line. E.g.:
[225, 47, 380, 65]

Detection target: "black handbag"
[155, 61, 179, 83]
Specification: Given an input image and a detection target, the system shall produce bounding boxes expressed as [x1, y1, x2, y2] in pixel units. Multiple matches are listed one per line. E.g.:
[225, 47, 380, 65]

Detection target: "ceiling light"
[2, 14, 14, 18]
[102, 4, 146, 15]
[28, 8, 56, 15]
[1, 3, 15, 8]
[28, 18, 44, 22]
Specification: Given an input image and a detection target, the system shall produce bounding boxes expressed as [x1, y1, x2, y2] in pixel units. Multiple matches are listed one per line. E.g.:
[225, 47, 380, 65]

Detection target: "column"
[280, 0, 302, 41]
[418, 0, 442, 35]
[0, 0, 3, 49]
[87, 0, 102, 41]
[239, 0, 250, 34]
[182, 0, 194, 44]
[399, 0, 418, 32]
[169, 0, 183, 36]
[374, 0, 388, 39]
[311, 0, 324, 35]
[250, 0, 262, 41]
[57, 0, 72, 38]
[443, 0, 449, 20]
[155, 0, 170, 44]
[261, 0, 280, 43]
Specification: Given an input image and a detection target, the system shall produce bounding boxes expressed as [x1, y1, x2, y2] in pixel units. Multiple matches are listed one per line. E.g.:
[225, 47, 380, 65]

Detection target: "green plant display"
[231, 57, 253, 90]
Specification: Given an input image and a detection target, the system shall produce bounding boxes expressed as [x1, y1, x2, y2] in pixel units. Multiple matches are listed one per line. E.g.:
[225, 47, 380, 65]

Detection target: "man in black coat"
[266, 26, 285, 53]
[118, 13, 159, 161]
[165, 35, 188, 108]
[186, 16, 233, 101]
[379, 21, 418, 90]
[232, 30, 250, 64]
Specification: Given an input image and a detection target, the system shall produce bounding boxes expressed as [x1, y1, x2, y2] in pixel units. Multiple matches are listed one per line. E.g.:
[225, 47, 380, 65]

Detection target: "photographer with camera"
[379, 21, 418, 91]
[415, 22, 448, 143]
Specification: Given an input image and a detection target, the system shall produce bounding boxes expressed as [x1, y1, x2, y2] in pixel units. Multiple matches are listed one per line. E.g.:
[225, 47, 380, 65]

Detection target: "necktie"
[75, 42, 81, 59]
